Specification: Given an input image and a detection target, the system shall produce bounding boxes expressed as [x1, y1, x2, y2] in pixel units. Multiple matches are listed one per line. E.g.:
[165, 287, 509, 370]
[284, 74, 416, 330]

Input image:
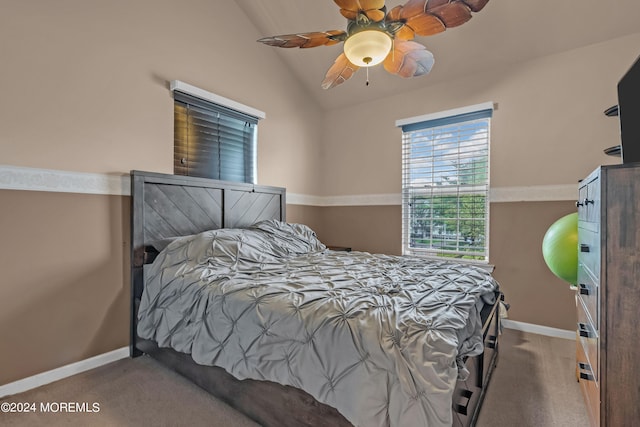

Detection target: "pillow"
[249, 220, 326, 254]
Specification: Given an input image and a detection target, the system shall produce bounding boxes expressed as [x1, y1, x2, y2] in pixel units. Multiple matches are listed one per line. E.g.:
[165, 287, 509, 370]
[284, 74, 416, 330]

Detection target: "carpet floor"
[0, 329, 589, 426]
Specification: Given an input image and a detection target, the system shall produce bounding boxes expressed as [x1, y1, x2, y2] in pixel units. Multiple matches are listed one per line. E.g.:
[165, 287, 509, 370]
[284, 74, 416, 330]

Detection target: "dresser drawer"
[577, 297, 599, 382]
[578, 227, 601, 280]
[578, 183, 589, 222]
[577, 263, 599, 328]
[576, 337, 600, 426]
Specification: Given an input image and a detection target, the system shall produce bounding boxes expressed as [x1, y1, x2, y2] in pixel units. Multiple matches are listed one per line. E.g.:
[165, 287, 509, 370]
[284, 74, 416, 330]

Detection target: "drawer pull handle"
[576, 200, 584, 208]
[578, 362, 595, 382]
[453, 389, 473, 416]
[578, 322, 595, 338]
[580, 244, 590, 253]
[583, 198, 594, 205]
[486, 335, 497, 349]
[579, 372, 595, 381]
[579, 283, 591, 296]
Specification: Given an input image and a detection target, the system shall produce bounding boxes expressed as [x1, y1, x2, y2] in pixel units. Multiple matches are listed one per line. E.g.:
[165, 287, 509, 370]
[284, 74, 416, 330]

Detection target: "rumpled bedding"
[137, 220, 499, 427]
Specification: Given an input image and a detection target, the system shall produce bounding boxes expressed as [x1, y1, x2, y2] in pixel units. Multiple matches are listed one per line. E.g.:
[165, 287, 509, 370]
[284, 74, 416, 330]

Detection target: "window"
[171, 81, 264, 184]
[398, 103, 493, 262]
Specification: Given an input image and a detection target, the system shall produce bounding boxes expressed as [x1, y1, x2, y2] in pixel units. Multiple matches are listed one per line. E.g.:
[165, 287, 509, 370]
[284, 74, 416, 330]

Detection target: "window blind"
[400, 106, 492, 261]
[174, 91, 257, 184]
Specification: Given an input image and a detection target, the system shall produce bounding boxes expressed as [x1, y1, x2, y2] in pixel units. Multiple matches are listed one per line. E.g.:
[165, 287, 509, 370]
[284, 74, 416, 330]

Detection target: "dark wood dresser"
[576, 163, 640, 426]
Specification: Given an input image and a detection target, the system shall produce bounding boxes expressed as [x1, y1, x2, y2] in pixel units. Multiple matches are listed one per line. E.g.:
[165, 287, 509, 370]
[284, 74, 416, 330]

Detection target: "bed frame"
[130, 170, 500, 427]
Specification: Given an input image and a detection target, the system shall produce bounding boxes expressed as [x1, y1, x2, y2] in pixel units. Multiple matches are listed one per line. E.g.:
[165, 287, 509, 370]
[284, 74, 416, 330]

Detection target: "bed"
[130, 170, 502, 427]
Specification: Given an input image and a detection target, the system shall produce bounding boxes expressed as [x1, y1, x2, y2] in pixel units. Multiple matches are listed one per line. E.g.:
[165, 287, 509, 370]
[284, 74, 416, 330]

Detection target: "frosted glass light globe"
[343, 30, 392, 67]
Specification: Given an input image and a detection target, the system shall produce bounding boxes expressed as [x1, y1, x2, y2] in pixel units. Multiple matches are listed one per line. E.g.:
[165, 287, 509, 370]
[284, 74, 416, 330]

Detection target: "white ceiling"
[234, 0, 640, 111]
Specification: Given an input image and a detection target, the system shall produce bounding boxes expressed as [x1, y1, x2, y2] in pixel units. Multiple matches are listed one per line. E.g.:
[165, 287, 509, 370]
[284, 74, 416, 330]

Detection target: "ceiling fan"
[258, 0, 490, 89]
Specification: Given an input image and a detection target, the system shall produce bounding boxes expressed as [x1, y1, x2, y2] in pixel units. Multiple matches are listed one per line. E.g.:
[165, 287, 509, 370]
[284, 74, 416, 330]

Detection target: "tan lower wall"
[490, 201, 578, 330]
[289, 205, 402, 255]
[309, 201, 579, 331]
[285, 205, 325, 237]
[0, 190, 129, 386]
[0, 190, 577, 387]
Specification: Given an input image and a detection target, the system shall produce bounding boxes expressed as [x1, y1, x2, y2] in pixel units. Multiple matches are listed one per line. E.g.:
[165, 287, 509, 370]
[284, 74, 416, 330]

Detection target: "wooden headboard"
[130, 170, 286, 355]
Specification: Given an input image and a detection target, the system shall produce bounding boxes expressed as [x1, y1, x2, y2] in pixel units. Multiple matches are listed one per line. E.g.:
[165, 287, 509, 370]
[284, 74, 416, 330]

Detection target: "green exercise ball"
[542, 212, 578, 285]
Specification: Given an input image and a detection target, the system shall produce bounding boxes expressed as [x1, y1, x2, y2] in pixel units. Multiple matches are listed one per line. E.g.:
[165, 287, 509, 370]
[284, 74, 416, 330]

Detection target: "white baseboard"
[0, 347, 129, 399]
[502, 319, 575, 340]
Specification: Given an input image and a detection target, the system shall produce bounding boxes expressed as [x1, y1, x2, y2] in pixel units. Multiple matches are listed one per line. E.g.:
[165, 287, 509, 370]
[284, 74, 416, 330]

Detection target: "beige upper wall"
[2, 0, 637, 197]
[0, 0, 324, 195]
[319, 33, 640, 196]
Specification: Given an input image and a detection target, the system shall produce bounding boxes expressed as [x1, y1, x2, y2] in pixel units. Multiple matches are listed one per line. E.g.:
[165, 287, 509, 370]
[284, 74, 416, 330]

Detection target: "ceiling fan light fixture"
[343, 30, 392, 67]
[257, 0, 492, 89]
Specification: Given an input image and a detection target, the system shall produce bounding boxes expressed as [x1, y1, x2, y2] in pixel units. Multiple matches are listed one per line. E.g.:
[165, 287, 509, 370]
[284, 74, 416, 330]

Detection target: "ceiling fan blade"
[385, 5, 415, 40]
[258, 30, 347, 49]
[399, 0, 429, 19]
[339, 8, 358, 20]
[406, 12, 446, 36]
[383, 40, 434, 78]
[428, 1, 472, 28]
[335, 0, 386, 22]
[396, 0, 481, 36]
[360, 0, 386, 10]
[461, 0, 489, 13]
[364, 9, 386, 22]
[322, 53, 360, 90]
[390, 1, 445, 38]
[334, 0, 360, 10]
[395, 25, 416, 40]
[334, 0, 385, 12]
[386, 4, 403, 20]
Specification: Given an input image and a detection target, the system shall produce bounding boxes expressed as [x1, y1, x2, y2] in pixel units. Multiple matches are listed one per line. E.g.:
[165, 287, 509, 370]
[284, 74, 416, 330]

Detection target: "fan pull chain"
[366, 67, 369, 86]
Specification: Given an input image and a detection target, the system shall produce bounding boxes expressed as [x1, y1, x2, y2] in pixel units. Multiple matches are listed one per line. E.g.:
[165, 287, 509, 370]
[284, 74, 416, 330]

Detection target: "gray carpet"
[1, 329, 588, 426]
[476, 329, 589, 427]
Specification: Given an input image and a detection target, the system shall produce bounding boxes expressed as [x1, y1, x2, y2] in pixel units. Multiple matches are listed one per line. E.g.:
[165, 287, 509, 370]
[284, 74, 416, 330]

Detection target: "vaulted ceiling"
[235, 0, 640, 111]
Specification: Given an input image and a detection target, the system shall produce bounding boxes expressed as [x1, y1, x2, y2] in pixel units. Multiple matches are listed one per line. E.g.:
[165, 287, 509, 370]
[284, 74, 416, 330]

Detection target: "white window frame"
[396, 102, 493, 263]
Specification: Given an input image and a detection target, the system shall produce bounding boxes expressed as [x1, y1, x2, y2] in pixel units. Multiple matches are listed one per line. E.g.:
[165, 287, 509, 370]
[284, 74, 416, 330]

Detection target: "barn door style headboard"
[130, 170, 286, 356]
